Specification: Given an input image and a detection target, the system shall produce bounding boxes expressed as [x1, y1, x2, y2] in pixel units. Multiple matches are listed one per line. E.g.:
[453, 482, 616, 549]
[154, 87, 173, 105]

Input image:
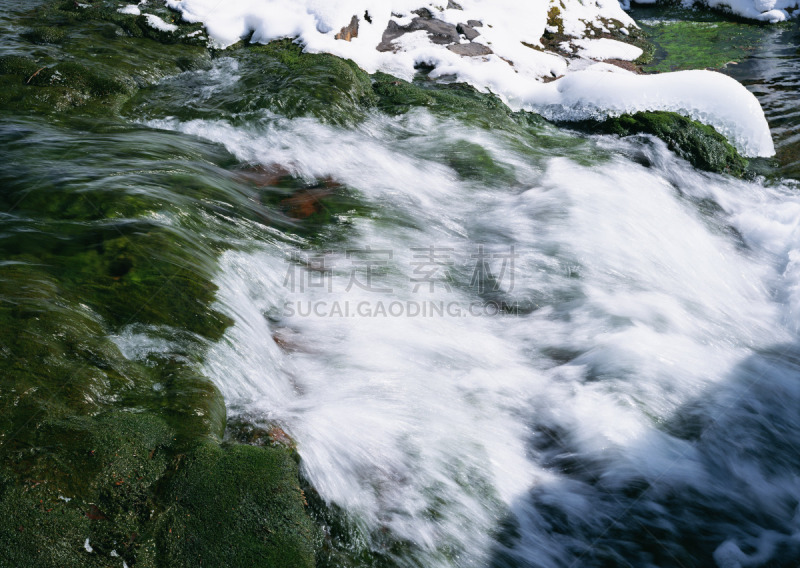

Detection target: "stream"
[2, 2, 800, 567]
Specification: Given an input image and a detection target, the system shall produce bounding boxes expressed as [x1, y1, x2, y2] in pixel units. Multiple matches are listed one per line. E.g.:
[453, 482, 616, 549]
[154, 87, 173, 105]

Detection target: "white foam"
[141, 104, 800, 564]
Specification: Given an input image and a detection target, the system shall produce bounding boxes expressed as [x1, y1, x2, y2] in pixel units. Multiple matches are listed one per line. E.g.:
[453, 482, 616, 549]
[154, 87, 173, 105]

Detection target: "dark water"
[725, 22, 800, 178]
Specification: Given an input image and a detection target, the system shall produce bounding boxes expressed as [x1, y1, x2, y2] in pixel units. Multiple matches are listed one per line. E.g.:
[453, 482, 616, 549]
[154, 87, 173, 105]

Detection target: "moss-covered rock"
[371, 71, 544, 132]
[0, 414, 314, 567]
[21, 25, 69, 44]
[0, 264, 309, 566]
[568, 111, 748, 176]
[0, 111, 317, 565]
[157, 442, 318, 568]
[0, 55, 41, 78]
[129, 38, 378, 125]
[0, 1, 208, 115]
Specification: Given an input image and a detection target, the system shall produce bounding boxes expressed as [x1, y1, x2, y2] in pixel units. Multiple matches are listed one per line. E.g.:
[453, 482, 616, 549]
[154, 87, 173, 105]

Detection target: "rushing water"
[726, 21, 800, 180]
[5, 3, 800, 567]
[133, 52, 800, 567]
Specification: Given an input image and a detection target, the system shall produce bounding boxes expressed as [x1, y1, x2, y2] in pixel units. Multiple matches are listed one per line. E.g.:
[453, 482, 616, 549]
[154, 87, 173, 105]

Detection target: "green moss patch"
[568, 111, 748, 176]
[0, 1, 208, 115]
[631, 5, 777, 73]
[371, 72, 544, 131]
[157, 442, 317, 568]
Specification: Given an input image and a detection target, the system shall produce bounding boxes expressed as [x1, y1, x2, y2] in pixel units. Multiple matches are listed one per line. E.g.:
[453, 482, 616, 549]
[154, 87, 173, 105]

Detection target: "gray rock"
[412, 17, 460, 44]
[377, 16, 460, 52]
[456, 23, 480, 40]
[447, 43, 493, 56]
[447, 0, 463, 9]
[467, 19, 483, 28]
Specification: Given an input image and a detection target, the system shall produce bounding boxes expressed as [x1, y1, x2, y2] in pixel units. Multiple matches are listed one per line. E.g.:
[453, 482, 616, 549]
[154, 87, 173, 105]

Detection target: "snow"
[573, 38, 643, 61]
[117, 4, 141, 15]
[164, 0, 776, 157]
[144, 13, 178, 32]
[534, 68, 775, 157]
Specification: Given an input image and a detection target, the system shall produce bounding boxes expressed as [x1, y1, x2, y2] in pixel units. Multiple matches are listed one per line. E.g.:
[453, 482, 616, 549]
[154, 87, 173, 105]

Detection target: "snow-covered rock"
[534, 68, 775, 157]
[164, 0, 776, 157]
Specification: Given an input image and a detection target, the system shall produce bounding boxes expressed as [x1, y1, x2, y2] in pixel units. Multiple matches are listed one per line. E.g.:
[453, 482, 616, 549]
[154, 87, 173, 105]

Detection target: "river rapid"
[3, 2, 800, 567]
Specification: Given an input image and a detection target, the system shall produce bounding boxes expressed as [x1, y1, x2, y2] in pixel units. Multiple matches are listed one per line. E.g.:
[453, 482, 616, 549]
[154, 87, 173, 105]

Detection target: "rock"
[567, 111, 748, 176]
[447, 43, 493, 56]
[467, 19, 483, 28]
[377, 20, 405, 51]
[447, 0, 464, 8]
[457, 23, 480, 40]
[411, 16, 460, 44]
[335, 15, 358, 41]
[158, 442, 317, 568]
[378, 16, 460, 51]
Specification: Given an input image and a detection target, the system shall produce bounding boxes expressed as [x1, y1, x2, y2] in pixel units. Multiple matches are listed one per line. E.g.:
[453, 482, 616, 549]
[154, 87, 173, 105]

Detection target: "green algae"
[0, 0, 207, 116]
[157, 442, 317, 568]
[0, 412, 311, 567]
[568, 111, 749, 176]
[128, 38, 378, 126]
[0, 261, 311, 566]
[631, 5, 777, 73]
[243, 39, 378, 124]
[371, 71, 543, 131]
[21, 25, 69, 45]
[0, 114, 317, 565]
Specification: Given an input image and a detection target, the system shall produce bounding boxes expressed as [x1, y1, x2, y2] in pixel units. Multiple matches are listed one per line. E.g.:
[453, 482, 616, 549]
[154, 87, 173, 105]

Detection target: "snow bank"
[162, 0, 775, 157]
[573, 38, 643, 61]
[534, 68, 775, 157]
[164, 0, 634, 66]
